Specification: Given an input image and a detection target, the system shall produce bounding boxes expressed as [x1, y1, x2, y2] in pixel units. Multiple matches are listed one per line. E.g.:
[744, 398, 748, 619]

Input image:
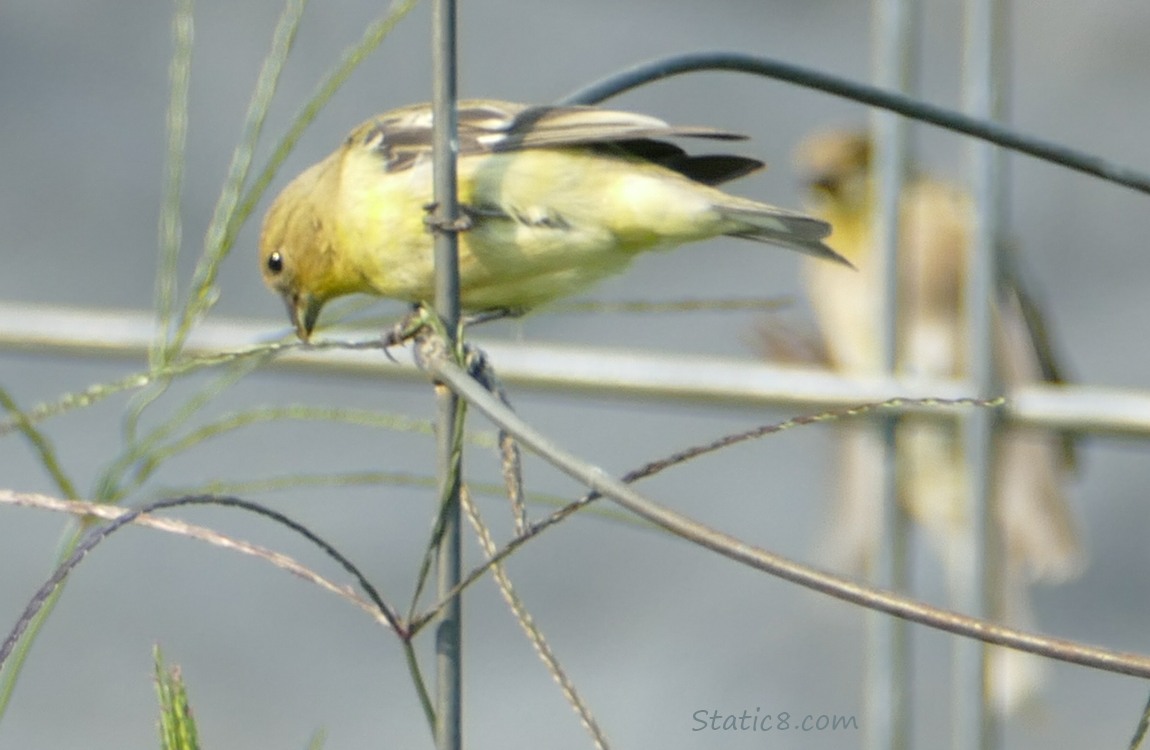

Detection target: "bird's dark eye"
[811, 177, 840, 196]
[267, 251, 284, 274]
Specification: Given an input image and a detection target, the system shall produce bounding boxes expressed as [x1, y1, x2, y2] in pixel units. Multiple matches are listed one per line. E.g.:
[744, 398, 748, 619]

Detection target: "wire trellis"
[2, 2, 1150, 749]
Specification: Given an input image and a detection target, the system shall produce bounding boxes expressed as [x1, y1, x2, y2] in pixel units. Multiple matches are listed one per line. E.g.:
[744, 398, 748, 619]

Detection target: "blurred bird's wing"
[997, 241, 1073, 387]
[754, 317, 831, 366]
[995, 245, 1079, 471]
[347, 99, 764, 181]
[992, 246, 1083, 580]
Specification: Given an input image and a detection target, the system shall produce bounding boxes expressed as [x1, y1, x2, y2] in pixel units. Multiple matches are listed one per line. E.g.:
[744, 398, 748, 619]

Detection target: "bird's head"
[259, 160, 344, 342]
[793, 129, 872, 217]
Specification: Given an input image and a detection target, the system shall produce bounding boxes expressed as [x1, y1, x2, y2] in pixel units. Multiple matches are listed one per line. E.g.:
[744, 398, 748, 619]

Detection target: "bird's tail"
[720, 203, 850, 266]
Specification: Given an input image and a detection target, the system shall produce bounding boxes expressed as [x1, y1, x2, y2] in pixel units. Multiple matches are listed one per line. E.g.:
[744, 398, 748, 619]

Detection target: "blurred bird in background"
[764, 128, 1082, 714]
[259, 100, 846, 341]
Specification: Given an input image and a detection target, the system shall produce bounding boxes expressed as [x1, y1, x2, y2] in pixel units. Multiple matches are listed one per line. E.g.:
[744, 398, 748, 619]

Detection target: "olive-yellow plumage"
[260, 99, 845, 340]
[787, 128, 1081, 714]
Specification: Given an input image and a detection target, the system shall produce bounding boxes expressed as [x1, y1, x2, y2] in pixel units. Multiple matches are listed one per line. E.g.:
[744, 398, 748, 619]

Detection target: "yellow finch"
[260, 99, 846, 340]
[784, 129, 1081, 714]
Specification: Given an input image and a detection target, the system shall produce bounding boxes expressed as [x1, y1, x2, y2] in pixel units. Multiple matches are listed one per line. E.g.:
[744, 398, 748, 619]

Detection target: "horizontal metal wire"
[3, 301, 1149, 438]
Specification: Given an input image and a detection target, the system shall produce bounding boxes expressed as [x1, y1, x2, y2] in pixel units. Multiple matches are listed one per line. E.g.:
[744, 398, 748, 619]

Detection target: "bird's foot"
[422, 202, 475, 234]
[380, 304, 524, 364]
[379, 303, 430, 360]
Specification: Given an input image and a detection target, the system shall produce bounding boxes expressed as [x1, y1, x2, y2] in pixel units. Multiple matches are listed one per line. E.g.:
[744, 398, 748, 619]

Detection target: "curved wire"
[0, 494, 401, 674]
[557, 50, 1150, 196]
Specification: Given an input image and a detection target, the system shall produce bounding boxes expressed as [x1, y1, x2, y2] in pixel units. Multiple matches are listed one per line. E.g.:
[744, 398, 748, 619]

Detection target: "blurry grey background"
[2, 0, 1149, 747]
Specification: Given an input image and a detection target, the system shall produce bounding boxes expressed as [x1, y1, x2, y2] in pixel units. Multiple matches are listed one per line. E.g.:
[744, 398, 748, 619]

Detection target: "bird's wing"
[995, 249, 1080, 471]
[347, 99, 755, 175]
[997, 244, 1072, 388]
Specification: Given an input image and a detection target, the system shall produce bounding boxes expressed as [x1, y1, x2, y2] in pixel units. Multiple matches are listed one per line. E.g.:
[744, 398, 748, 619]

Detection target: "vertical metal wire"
[959, 0, 1009, 747]
[431, 0, 463, 747]
[867, 1, 919, 748]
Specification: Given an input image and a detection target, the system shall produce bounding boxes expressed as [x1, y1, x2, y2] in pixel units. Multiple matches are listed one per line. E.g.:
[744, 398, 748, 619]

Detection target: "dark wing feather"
[997, 241, 1080, 470]
[605, 139, 764, 184]
[347, 99, 751, 174]
[655, 154, 765, 185]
